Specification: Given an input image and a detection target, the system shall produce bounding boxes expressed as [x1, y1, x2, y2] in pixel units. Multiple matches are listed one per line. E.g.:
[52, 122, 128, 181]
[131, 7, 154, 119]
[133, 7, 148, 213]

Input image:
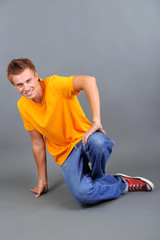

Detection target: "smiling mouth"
[24, 88, 33, 96]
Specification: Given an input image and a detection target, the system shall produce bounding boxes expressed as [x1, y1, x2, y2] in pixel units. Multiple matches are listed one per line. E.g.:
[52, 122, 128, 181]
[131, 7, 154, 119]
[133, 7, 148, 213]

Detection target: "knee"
[87, 132, 114, 154]
[73, 180, 94, 204]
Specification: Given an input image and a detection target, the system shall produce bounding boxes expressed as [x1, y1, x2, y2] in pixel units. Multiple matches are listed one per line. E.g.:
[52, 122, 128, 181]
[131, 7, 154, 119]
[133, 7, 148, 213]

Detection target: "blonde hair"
[7, 58, 36, 84]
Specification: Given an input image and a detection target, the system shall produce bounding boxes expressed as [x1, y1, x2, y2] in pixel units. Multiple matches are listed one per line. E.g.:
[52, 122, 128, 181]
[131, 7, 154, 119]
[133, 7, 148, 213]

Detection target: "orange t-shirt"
[17, 75, 92, 166]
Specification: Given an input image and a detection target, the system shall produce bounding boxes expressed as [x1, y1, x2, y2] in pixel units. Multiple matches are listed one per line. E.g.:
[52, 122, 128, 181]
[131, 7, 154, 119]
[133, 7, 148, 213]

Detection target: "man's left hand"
[82, 122, 106, 146]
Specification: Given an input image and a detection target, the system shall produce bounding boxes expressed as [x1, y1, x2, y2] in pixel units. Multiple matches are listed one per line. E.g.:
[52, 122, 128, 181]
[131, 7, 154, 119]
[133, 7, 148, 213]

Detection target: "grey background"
[0, 0, 159, 240]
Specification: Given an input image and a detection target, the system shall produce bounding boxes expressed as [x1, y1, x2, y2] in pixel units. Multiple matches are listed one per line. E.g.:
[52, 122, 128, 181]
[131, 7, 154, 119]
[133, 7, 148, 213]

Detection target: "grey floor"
[1, 145, 159, 240]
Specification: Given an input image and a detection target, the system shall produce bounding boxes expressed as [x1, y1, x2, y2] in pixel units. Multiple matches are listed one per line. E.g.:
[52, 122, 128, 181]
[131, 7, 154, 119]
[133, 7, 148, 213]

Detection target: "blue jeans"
[61, 131, 127, 204]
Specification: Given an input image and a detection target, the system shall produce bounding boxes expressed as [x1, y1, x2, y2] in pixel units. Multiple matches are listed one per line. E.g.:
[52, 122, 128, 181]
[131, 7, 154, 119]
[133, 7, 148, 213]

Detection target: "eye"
[17, 84, 23, 87]
[27, 79, 31, 83]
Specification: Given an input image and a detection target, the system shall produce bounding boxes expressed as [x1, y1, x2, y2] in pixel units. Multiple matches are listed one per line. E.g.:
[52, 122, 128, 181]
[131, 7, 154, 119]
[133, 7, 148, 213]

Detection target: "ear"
[11, 79, 16, 88]
[12, 83, 17, 90]
[11, 79, 18, 90]
[10, 76, 17, 89]
[34, 71, 39, 79]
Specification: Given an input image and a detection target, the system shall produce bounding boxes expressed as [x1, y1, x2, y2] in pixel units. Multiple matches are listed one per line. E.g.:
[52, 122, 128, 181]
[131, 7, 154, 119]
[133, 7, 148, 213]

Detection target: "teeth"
[25, 89, 33, 95]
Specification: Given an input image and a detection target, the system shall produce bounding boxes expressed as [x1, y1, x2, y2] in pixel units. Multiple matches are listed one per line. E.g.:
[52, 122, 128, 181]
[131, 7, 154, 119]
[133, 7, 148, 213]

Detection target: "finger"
[35, 192, 41, 198]
[30, 186, 38, 191]
[35, 186, 47, 197]
[82, 135, 86, 146]
[102, 129, 106, 135]
[82, 138, 86, 146]
[83, 135, 88, 146]
[30, 188, 38, 193]
[83, 139, 87, 146]
[83, 130, 96, 146]
[82, 124, 100, 146]
[99, 128, 106, 135]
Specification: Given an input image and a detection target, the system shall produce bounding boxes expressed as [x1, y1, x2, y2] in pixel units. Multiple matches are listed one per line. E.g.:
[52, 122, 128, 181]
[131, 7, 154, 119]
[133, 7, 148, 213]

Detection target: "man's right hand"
[30, 179, 48, 198]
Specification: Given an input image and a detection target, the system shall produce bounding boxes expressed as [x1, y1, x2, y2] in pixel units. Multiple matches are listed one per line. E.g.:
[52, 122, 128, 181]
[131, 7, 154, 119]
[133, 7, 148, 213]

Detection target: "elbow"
[87, 76, 97, 88]
[32, 139, 45, 153]
[85, 76, 96, 87]
[82, 76, 97, 92]
[88, 76, 96, 82]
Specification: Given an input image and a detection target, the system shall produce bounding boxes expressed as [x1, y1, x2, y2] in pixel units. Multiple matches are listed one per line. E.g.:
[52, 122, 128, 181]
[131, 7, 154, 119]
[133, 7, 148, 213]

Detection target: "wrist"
[92, 120, 101, 125]
[38, 177, 48, 183]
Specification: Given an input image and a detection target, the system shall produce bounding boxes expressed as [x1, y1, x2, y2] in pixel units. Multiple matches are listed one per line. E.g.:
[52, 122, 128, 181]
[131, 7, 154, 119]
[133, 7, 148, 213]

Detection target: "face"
[12, 68, 42, 101]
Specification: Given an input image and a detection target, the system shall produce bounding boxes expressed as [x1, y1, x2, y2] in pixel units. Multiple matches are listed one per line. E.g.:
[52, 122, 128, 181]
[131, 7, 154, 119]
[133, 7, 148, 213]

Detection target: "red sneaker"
[116, 173, 154, 191]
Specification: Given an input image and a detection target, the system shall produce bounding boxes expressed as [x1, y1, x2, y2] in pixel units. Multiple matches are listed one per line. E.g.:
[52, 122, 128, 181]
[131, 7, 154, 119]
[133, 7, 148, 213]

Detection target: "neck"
[33, 80, 43, 104]
[33, 97, 42, 104]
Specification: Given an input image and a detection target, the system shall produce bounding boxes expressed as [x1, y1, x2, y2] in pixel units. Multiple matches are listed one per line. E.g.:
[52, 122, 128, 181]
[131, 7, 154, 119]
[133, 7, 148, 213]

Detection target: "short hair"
[7, 58, 36, 84]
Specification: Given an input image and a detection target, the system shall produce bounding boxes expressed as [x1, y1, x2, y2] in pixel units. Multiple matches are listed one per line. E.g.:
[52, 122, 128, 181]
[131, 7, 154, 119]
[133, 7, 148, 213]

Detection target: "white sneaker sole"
[116, 173, 154, 191]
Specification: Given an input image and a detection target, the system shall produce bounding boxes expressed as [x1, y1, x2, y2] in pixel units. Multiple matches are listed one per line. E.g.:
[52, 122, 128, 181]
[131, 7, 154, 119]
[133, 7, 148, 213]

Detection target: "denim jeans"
[61, 131, 127, 204]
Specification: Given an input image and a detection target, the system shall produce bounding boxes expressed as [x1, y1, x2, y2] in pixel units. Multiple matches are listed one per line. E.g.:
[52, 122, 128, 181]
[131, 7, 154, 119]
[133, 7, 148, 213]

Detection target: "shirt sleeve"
[49, 75, 81, 98]
[17, 101, 35, 131]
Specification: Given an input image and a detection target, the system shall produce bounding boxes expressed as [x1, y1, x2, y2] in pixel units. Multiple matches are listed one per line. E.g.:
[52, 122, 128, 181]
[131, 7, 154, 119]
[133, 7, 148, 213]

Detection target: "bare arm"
[73, 75, 106, 146]
[29, 129, 48, 198]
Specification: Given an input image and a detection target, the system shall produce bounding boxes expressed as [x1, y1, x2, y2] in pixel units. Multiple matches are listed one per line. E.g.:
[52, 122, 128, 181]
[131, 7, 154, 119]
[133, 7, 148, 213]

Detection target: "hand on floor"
[30, 179, 48, 198]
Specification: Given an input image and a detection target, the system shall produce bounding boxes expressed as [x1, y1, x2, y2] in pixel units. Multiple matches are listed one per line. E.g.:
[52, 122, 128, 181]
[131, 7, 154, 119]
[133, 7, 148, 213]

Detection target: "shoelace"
[128, 184, 143, 191]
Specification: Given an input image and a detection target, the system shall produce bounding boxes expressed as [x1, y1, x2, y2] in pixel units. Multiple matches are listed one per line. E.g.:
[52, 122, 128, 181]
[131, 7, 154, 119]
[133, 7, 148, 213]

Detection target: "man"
[7, 58, 154, 204]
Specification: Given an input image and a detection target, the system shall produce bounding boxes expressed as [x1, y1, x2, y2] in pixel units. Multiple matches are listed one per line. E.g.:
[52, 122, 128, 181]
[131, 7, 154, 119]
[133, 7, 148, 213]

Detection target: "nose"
[24, 83, 30, 92]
